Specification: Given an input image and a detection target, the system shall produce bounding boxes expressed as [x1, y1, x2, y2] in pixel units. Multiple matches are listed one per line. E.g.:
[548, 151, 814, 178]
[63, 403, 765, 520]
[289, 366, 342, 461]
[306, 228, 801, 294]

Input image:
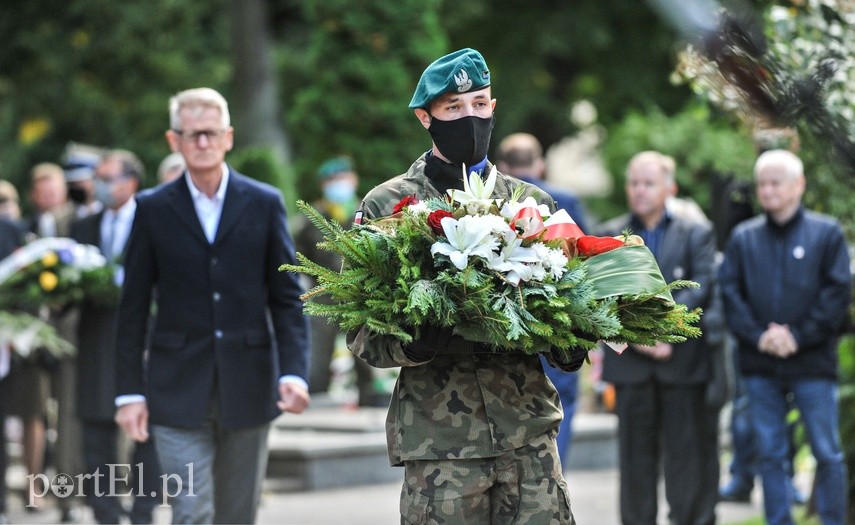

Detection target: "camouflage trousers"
[399, 432, 575, 525]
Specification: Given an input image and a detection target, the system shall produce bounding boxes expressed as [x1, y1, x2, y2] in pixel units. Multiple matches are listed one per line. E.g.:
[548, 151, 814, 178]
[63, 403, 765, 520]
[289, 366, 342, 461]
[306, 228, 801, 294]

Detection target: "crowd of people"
[0, 47, 851, 525]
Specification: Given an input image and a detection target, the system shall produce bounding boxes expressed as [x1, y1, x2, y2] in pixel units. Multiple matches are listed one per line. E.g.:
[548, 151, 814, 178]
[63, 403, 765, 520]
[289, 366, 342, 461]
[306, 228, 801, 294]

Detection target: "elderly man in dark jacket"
[719, 149, 851, 525]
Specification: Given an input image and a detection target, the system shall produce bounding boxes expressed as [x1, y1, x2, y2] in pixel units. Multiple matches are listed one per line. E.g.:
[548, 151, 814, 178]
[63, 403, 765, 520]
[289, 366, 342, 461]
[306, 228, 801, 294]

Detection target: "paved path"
[6, 468, 765, 524]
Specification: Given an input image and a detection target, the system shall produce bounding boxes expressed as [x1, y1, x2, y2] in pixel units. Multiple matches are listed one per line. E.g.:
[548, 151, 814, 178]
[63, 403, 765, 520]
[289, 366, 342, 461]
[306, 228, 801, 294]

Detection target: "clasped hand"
[634, 342, 673, 361]
[758, 322, 798, 358]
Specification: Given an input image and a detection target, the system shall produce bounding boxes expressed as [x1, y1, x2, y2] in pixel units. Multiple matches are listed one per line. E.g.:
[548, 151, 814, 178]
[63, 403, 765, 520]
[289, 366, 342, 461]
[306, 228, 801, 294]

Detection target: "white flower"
[500, 197, 551, 220]
[431, 215, 500, 270]
[448, 165, 503, 211]
[486, 229, 539, 286]
[407, 201, 429, 214]
[532, 242, 569, 280]
[0, 237, 105, 285]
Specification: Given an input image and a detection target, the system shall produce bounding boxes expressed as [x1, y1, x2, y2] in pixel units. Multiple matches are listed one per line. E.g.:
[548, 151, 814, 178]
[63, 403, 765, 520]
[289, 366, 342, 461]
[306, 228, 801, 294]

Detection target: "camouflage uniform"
[348, 153, 581, 524]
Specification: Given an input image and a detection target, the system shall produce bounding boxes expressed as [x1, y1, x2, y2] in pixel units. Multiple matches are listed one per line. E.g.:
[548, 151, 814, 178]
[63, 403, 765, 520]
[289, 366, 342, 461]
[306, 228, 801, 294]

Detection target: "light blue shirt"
[100, 198, 137, 261]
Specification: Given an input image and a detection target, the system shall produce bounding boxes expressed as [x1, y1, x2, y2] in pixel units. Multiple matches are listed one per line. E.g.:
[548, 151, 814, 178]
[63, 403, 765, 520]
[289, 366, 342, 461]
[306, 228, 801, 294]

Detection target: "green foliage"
[0, 250, 119, 310]
[592, 103, 757, 221]
[227, 145, 300, 219]
[0, 311, 76, 359]
[281, 201, 701, 357]
[284, 0, 448, 200]
[0, 0, 231, 201]
[838, 335, 855, 519]
[672, 1, 855, 239]
[443, 0, 693, 150]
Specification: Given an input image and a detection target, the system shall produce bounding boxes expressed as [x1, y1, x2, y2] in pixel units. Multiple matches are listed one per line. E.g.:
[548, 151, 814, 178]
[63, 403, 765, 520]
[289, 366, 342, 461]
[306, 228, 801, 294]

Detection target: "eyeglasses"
[172, 129, 226, 142]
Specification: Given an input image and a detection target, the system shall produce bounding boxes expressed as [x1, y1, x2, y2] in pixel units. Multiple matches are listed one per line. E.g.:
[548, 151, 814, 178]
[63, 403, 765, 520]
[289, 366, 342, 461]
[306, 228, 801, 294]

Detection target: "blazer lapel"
[165, 178, 209, 245]
[76, 210, 104, 249]
[658, 219, 685, 276]
[213, 170, 252, 246]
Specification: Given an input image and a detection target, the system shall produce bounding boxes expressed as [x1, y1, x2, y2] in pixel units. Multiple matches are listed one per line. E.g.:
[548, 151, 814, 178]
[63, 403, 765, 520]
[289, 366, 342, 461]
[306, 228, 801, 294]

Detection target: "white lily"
[447, 165, 503, 212]
[431, 215, 500, 270]
[486, 229, 539, 286]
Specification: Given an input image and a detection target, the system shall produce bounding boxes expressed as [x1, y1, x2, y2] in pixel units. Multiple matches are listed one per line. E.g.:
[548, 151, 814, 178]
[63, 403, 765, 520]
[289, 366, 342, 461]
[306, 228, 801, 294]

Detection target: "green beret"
[408, 48, 491, 109]
[317, 156, 354, 180]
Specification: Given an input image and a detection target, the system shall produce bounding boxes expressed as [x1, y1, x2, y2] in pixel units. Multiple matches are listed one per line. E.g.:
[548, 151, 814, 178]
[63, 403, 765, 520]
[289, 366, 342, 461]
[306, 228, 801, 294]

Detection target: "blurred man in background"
[496, 132, 590, 471]
[156, 152, 185, 185]
[71, 150, 161, 523]
[294, 156, 384, 406]
[598, 151, 717, 525]
[719, 149, 850, 525]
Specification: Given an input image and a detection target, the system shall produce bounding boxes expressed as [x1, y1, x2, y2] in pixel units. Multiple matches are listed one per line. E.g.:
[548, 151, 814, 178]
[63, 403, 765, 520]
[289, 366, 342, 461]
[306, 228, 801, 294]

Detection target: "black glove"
[550, 345, 588, 372]
[402, 324, 454, 362]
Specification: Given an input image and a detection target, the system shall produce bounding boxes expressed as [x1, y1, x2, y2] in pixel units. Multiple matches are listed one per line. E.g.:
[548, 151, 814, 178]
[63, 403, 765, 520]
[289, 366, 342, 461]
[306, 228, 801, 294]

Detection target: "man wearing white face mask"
[72, 149, 162, 524]
[295, 157, 383, 405]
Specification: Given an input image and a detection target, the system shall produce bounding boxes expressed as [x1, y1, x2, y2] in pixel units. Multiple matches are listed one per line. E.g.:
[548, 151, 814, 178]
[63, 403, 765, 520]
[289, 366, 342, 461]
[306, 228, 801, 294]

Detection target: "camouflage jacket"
[348, 153, 582, 466]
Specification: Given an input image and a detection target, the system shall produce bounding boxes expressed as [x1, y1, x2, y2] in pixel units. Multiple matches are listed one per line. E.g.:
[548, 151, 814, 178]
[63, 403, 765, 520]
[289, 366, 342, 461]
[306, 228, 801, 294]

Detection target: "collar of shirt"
[185, 165, 229, 243]
[468, 157, 488, 177]
[106, 197, 137, 224]
[185, 164, 229, 202]
[101, 197, 137, 259]
[630, 209, 671, 258]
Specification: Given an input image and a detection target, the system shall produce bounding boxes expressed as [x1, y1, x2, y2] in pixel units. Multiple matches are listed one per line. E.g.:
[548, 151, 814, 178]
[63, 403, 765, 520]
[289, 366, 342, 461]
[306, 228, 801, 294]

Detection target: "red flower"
[392, 195, 419, 214]
[576, 235, 625, 257]
[427, 210, 453, 235]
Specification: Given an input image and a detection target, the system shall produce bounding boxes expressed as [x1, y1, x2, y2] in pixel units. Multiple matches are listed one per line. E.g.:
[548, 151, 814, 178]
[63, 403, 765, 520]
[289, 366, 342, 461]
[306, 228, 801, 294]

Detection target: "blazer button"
[211, 257, 219, 266]
[213, 292, 221, 302]
[215, 330, 223, 339]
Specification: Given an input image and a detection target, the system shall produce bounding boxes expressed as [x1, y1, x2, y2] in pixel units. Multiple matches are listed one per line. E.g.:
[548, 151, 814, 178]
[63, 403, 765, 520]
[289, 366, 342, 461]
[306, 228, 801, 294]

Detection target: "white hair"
[169, 87, 230, 130]
[754, 149, 803, 180]
[627, 150, 676, 186]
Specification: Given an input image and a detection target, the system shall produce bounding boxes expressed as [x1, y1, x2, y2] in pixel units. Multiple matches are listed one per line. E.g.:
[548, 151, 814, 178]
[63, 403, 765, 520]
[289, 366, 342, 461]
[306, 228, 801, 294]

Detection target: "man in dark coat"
[598, 151, 718, 525]
[114, 88, 311, 523]
[71, 150, 161, 523]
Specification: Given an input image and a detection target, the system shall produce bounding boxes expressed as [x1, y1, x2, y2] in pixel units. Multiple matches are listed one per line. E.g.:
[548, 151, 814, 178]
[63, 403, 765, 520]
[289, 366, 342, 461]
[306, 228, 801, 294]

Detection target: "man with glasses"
[114, 88, 310, 523]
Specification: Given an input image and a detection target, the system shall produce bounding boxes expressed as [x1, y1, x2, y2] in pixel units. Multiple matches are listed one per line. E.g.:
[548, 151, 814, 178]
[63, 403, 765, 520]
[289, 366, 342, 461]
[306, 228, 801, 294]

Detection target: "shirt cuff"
[115, 394, 146, 407]
[278, 375, 308, 391]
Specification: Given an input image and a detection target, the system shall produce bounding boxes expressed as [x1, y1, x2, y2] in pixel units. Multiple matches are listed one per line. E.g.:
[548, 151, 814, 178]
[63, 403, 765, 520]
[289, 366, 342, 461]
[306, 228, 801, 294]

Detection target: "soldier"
[347, 48, 586, 524]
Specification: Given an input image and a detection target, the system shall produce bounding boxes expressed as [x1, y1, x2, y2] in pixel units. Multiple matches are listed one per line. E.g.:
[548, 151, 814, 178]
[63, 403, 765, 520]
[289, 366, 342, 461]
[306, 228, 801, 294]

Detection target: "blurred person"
[716, 137, 805, 507]
[156, 152, 185, 185]
[294, 156, 383, 406]
[0, 180, 22, 221]
[70, 150, 161, 523]
[114, 87, 310, 523]
[63, 147, 104, 219]
[7, 163, 75, 515]
[496, 132, 590, 231]
[0, 215, 25, 525]
[496, 132, 590, 470]
[719, 150, 850, 525]
[348, 48, 584, 524]
[26, 162, 76, 237]
[34, 162, 88, 519]
[597, 151, 718, 525]
[667, 189, 731, 525]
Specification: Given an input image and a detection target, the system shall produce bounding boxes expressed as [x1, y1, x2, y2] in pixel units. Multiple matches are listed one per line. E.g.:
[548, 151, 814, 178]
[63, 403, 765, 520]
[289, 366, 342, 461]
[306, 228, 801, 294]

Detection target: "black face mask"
[68, 186, 89, 205]
[428, 114, 495, 167]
